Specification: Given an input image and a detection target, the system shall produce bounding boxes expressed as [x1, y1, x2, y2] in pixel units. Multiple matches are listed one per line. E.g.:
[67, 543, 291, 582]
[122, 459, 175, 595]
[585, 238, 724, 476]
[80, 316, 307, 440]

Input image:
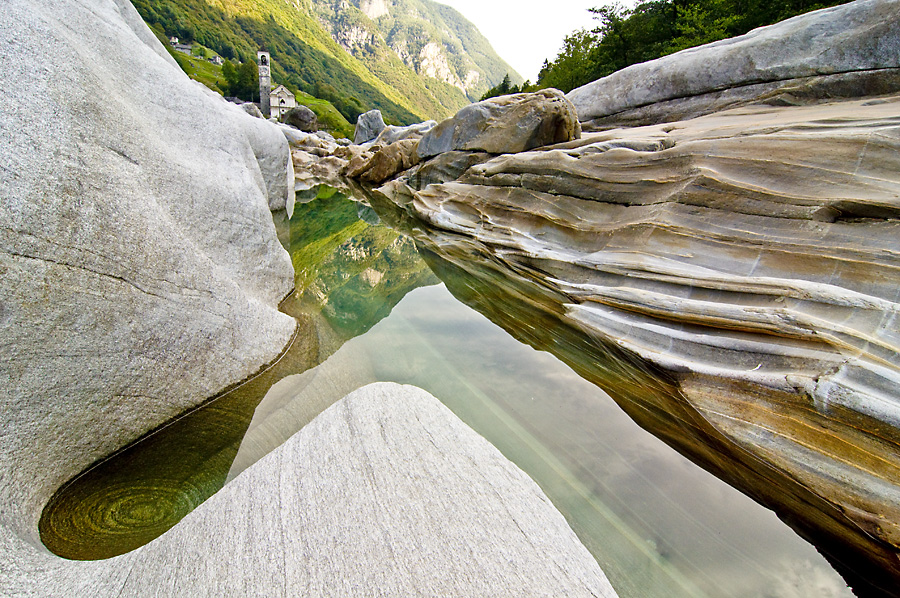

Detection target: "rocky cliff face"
[359, 0, 900, 594]
[311, 0, 522, 101]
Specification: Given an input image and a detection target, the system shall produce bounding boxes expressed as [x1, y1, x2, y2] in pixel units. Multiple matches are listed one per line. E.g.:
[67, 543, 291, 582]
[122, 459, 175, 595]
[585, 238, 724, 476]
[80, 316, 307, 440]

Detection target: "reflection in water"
[39, 186, 851, 598]
[39, 188, 436, 560]
[231, 284, 851, 598]
[282, 189, 437, 341]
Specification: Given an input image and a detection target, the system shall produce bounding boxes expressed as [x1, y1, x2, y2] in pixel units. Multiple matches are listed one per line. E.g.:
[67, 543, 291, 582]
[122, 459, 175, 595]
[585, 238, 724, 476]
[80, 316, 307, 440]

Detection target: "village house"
[269, 84, 296, 119]
[168, 36, 192, 55]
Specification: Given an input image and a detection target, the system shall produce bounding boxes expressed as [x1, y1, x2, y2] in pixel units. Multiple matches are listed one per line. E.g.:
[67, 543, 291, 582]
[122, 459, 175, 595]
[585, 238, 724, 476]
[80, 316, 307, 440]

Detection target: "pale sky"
[435, 0, 631, 82]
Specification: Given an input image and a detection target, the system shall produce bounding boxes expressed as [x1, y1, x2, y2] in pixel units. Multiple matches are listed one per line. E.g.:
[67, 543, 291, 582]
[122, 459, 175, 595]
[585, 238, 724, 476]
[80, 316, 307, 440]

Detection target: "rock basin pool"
[40, 187, 851, 598]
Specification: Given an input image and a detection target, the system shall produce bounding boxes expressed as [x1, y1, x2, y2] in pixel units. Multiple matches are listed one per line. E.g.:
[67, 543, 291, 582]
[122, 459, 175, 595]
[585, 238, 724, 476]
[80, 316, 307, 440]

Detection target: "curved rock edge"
[2, 382, 618, 598]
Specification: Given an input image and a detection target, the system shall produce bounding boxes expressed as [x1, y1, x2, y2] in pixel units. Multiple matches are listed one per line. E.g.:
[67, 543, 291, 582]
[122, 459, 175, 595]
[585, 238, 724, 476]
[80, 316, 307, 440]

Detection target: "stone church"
[270, 85, 296, 119]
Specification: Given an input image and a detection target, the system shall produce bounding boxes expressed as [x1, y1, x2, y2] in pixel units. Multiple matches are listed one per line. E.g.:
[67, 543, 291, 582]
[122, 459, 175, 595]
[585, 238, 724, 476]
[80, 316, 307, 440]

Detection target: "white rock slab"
[0, 0, 296, 545]
[0, 383, 618, 598]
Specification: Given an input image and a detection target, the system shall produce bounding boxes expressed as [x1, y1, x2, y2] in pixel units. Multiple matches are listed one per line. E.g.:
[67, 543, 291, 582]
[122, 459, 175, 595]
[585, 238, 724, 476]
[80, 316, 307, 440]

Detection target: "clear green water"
[41, 189, 851, 597]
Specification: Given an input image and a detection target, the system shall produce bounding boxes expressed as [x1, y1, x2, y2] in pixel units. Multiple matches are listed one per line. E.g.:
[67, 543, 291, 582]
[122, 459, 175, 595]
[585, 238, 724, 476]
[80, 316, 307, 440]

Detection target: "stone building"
[270, 84, 296, 119]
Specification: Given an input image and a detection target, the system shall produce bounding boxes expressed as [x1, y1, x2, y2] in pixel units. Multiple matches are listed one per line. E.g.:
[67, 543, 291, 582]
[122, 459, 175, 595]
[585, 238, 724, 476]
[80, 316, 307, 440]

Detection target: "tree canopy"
[221, 59, 259, 101]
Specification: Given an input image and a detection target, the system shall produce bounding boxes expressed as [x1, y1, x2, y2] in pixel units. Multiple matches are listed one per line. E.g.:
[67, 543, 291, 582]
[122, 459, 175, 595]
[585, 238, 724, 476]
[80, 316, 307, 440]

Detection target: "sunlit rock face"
[567, 0, 900, 130]
[417, 89, 581, 159]
[0, 0, 294, 561]
[374, 91, 900, 595]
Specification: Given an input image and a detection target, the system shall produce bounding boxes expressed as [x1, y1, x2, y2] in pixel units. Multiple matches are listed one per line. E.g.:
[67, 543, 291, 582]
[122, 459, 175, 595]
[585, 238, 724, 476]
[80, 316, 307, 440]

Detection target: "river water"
[40, 187, 851, 597]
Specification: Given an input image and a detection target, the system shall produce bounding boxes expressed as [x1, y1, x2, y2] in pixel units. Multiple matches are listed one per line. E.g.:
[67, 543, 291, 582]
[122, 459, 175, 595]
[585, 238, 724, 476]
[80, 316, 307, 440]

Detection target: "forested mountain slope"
[134, 0, 512, 123]
[310, 0, 522, 102]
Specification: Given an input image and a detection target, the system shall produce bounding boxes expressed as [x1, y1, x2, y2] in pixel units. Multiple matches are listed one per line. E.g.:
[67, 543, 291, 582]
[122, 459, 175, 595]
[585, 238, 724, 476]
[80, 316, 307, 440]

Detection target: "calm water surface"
[42, 189, 851, 597]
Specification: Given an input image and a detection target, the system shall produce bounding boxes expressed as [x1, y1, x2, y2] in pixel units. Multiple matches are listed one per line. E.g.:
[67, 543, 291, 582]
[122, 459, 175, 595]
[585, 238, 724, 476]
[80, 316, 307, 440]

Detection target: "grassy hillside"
[169, 51, 227, 94]
[293, 91, 355, 139]
[133, 0, 458, 124]
[151, 26, 356, 137]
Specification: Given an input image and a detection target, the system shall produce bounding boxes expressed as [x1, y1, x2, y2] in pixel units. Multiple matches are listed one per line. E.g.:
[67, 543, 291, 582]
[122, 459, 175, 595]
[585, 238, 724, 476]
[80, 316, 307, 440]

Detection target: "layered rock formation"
[301, 92, 582, 189]
[5, 383, 620, 597]
[364, 1, 900, 594]
[0, 0, 292, 578]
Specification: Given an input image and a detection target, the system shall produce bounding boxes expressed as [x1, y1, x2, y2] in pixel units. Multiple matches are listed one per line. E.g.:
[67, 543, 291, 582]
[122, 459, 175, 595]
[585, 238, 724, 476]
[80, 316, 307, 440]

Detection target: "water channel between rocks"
[40, 187, 851, 598]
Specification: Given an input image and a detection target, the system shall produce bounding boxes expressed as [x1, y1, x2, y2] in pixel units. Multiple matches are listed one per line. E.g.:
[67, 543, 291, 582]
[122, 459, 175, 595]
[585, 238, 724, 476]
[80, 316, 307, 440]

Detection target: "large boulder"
[0, 383, 619, 598]
[416, 89, 581, 159]
[283, 105, 318, 132]
[0, 0, 295, 559]
[354, 109, 386, 144]
[239, 102, 265, 119]
[567, 0, 900, 129]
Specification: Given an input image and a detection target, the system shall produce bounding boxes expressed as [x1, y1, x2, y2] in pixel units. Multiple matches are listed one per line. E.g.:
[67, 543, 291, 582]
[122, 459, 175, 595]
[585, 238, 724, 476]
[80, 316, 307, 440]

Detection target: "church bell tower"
[257, 50, 271, 118]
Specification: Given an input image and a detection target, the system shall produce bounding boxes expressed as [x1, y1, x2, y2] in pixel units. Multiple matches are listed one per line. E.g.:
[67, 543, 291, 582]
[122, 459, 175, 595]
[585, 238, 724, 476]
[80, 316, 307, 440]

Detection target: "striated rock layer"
[373, 93, 900, 596]
[2, 383, 619, 598]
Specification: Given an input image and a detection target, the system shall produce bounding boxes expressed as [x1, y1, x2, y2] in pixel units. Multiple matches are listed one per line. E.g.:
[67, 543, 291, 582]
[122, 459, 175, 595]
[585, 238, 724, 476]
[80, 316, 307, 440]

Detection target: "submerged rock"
[416, 89, 581, 159]
[354, 109, 386, 144]
[567, 0, 900, 129]
[376, 91, 900, 596]
[0, 0, 294, 570]
[2, 383, 619, 598]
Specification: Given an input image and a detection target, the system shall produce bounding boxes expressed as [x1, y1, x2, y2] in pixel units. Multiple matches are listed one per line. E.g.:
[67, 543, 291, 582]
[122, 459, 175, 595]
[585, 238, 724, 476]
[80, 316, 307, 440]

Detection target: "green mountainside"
[311, 0, 522, 102]
[134, 0, 516, 124]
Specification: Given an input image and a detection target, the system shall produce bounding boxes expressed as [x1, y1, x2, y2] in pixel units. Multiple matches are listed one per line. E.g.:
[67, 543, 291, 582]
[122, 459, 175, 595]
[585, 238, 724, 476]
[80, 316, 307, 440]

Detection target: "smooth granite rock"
[0, 383, 619, 598]
[354, 109, 386, 144]
[368, 120, 437, 146]
[240, 101, 265, 119]
[374, 93, 900, 596]
[417, 89, 581, 159]
[283, 105, 318, 132]
[0, 0, 295, 557]
[567, 0, 900, 129]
